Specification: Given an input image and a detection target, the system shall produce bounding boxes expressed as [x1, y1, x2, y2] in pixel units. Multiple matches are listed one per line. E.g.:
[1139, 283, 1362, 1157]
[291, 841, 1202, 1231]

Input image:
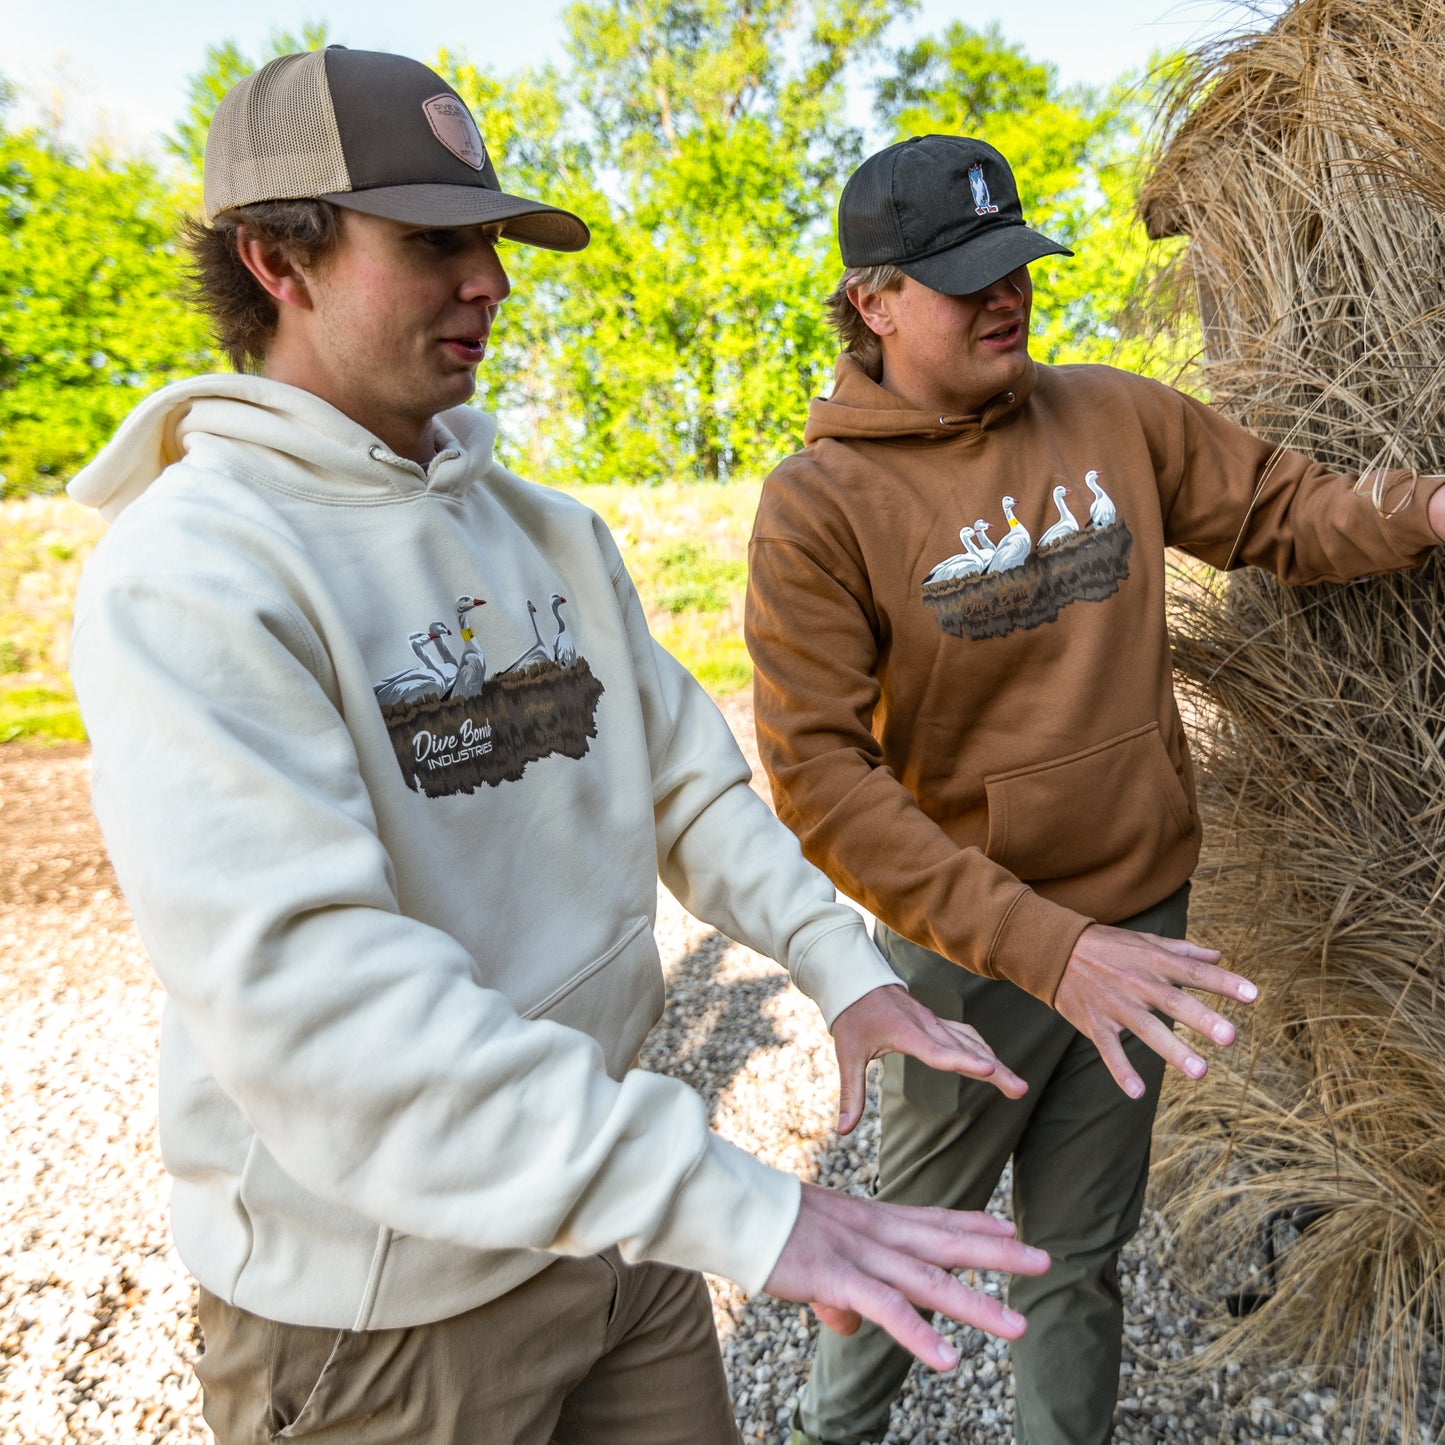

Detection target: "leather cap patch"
[422, 94, 487, 170]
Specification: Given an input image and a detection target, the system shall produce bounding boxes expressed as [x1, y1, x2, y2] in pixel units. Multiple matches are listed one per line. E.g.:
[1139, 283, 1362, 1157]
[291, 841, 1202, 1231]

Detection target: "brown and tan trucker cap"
[203, 47, 590, 251]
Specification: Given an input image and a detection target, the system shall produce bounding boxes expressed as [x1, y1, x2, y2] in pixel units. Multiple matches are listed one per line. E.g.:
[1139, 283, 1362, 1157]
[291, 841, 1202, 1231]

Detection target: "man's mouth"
[980, 321, 1021, 346]
[442, 336, 487, 362]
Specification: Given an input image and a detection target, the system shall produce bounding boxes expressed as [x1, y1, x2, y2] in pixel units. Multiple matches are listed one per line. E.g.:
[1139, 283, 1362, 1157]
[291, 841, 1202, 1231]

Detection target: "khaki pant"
[196, 1250, 741, 1445]
[798, 884, 1189, 1445]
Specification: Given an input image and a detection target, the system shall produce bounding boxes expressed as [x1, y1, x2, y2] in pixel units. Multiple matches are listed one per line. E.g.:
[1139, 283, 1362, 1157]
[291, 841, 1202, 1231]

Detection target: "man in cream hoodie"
[67, 50, 1052, 1445]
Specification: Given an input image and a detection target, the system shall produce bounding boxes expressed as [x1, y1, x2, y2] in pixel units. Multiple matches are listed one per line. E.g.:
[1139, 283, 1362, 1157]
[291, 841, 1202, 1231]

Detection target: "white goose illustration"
[1037, 485, 1080, 550]
[550, 594, 576, 665]
[923, 527, 984, 585]
[984, 496, 1032, 573]
[960, 526, 993, 567]
[501, 600, 552, 674]
[970, 519, 996, 561]
[1084, 470, 1117, 528]
[424, 620, 459, 681]
[445, 596, 488, 699]
[374, 624, 454, 706]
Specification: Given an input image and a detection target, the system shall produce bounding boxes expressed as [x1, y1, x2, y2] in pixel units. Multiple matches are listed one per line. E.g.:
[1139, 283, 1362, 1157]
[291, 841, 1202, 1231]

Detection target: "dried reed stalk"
[1138, 0, 1445, 1429]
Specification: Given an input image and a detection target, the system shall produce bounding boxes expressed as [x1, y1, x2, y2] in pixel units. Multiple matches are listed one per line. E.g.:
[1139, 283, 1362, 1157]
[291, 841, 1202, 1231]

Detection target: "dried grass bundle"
[1137, 0, 1445, 1428]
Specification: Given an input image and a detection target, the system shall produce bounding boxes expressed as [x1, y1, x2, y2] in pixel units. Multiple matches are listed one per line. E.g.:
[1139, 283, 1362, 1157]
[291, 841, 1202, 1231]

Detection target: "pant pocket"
[273, 1324, 415, 1440]
[271, 1328, 348, 1439]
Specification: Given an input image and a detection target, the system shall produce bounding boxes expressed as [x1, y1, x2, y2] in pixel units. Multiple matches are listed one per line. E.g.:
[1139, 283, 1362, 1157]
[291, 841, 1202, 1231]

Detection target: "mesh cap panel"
[204, 51, 351, 219]
[200, 47, 589, 249]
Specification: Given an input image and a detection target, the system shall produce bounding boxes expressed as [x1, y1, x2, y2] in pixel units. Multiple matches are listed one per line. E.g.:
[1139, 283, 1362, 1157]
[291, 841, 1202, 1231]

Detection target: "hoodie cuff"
[1389, 473, 1445, 557]
[987, 886, 1093, 1006]
[641, 1135, 802, 1294]
[787, 913, 902, 1028]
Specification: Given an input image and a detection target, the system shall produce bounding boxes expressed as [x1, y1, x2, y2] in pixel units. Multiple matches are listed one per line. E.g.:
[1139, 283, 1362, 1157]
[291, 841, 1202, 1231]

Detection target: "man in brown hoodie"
[747, 135, 1445, 1445]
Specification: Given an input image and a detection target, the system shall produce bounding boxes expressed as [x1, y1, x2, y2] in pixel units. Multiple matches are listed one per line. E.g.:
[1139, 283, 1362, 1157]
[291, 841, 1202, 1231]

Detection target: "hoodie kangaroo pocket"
[523, 917, 664, 1080]
[983, 722, 1192, 886]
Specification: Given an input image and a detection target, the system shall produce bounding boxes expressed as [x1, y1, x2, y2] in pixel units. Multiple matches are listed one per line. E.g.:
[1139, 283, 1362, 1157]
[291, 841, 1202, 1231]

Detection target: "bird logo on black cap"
[969, 163, 999, 216]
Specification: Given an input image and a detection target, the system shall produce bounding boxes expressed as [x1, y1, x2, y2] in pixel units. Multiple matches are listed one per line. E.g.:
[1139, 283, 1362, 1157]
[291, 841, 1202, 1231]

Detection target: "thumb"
[835, 1042, 865, 1136]
[814, 1301, 864, 1336]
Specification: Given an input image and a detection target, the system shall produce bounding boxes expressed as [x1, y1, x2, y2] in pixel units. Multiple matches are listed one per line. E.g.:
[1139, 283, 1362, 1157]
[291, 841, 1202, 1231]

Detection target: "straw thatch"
[1138, 0, 1445, 1429]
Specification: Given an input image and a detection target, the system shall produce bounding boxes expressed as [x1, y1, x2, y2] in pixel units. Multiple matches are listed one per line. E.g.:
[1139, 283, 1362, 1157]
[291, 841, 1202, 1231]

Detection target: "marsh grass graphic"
[381, 659, 605, 795]
[922, 522, 1132, 640]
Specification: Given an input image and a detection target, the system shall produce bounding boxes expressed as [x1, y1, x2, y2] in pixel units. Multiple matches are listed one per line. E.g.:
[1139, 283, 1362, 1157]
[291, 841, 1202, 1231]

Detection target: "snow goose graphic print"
[920, 471, 1132, 640]
[371, 585, 604, 796]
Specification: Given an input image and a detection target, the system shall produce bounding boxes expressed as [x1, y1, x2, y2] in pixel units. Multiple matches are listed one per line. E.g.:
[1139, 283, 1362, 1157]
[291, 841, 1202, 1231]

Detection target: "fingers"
[831, 986, 1027, 1131]
[1090, 1026, 1146, 1098]
[812, 1301, 862, 1336]
[1057, 925, 1260, 1096]
[764, 1187, 1051, 1372]
[1144, 937, 1257, 1008]
[905, 1019, 1028, 1099]
[832, 1232, 1037, 1366]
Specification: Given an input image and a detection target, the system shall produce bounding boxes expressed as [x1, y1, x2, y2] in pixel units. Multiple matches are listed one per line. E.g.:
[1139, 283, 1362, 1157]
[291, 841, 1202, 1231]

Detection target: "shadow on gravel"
[638, 928, 792, 1129]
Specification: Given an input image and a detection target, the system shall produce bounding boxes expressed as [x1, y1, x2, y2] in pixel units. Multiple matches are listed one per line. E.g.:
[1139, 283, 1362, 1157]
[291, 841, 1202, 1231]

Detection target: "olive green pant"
[797, 884, 1189, 1445]
[196, 1248, 741, 1445]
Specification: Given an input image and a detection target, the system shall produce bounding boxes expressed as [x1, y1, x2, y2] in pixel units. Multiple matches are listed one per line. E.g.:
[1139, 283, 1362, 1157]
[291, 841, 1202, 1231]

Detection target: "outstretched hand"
[830, 983, 1027, 1134]
[763, 1184, 1049, 1371]
[1052, 923, 1258, 1097]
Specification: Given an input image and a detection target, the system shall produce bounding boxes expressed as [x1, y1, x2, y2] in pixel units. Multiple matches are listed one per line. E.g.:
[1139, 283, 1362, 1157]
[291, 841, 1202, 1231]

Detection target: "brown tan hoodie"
[746, 353, 1444, 1004]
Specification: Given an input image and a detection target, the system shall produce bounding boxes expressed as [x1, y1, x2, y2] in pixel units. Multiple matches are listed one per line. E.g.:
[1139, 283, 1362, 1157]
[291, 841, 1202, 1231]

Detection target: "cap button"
[1005, 391, 1016, 403]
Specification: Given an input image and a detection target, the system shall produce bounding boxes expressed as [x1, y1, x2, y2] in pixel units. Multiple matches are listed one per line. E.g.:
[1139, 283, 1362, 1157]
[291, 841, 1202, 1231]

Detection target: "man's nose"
[461, 244, 511, 305]
[982, 271, 1024, 303]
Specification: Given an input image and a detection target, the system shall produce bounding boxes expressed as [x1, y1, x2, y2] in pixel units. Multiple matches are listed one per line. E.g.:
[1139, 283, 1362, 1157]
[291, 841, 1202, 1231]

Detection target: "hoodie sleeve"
[69, 508, 808, 1297]
[1141, 377, 1445, 577]
[746, 467, 1089, 1006]
[593, 529, 901, 1030]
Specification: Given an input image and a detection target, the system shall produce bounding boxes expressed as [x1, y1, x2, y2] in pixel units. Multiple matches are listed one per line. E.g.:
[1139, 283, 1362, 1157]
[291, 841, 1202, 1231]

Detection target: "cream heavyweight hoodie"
[68, 374, 899, 1331]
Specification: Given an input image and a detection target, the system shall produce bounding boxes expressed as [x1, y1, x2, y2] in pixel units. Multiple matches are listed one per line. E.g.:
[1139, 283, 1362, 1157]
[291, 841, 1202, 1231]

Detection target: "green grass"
[0, 688, 87, 743]
[0, 480, 761, 745]
[562, 480, 760, 698]
[0, 496, 104, 745]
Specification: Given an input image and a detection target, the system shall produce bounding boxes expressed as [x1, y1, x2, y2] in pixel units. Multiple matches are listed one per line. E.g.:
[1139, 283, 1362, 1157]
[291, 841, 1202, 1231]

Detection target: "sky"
[1, 0, 1250, 157]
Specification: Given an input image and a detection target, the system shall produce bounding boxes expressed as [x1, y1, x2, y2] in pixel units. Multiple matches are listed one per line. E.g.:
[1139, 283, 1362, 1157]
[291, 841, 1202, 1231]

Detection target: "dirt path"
[0, 743, 116, 909]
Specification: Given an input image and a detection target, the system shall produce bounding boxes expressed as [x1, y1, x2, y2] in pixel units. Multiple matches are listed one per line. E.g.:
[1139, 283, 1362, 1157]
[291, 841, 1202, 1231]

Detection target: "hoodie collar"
[802, 352, 1035, 446]
[68, 373, 498, 521]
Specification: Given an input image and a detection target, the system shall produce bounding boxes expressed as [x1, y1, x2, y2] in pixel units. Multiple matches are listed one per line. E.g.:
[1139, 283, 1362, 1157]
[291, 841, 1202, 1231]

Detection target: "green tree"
[0, 111, 215, 496]
[447, 0, 912, 485]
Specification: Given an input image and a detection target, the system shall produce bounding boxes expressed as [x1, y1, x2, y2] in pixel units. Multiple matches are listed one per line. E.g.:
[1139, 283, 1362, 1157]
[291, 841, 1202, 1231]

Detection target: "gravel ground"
[1, 714, 1437, 1443]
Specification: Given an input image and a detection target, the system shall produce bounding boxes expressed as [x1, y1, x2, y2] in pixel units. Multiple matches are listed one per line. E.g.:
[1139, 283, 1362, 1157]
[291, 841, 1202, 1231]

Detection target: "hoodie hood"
[802, 352, 1035, 447]
[68, 373, 499, 522]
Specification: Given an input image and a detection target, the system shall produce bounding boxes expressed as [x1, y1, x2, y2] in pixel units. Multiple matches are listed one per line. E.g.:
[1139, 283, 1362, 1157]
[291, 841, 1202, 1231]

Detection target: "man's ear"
[235, 227, 313, 311]
[848, 283, 897, 339]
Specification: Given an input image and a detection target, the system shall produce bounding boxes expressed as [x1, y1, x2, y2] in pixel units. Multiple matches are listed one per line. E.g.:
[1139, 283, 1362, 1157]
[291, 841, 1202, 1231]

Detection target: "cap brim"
[898, 224, 1072, 296]
[320, 184, 591, 252]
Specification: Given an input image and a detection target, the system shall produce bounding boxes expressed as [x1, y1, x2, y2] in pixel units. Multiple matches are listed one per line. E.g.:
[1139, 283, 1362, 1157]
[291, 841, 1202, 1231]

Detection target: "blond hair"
[825, 263, 907, 368]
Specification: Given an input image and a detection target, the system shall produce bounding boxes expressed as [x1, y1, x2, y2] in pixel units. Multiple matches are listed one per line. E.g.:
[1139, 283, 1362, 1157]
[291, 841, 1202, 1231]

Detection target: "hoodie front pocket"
[523, 917, 664, 1080]
[983, 722, 1192, 886]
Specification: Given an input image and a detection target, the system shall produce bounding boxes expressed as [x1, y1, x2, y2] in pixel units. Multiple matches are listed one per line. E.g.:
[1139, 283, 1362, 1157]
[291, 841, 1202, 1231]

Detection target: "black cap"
[838, 135, 1071, 294]
[204, 48, 589, 252]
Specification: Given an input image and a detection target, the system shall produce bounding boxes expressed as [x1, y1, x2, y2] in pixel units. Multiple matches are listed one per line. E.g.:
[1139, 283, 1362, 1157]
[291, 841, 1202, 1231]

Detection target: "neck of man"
[876, 364, 998, 420]
[260, 350, 439, 469]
